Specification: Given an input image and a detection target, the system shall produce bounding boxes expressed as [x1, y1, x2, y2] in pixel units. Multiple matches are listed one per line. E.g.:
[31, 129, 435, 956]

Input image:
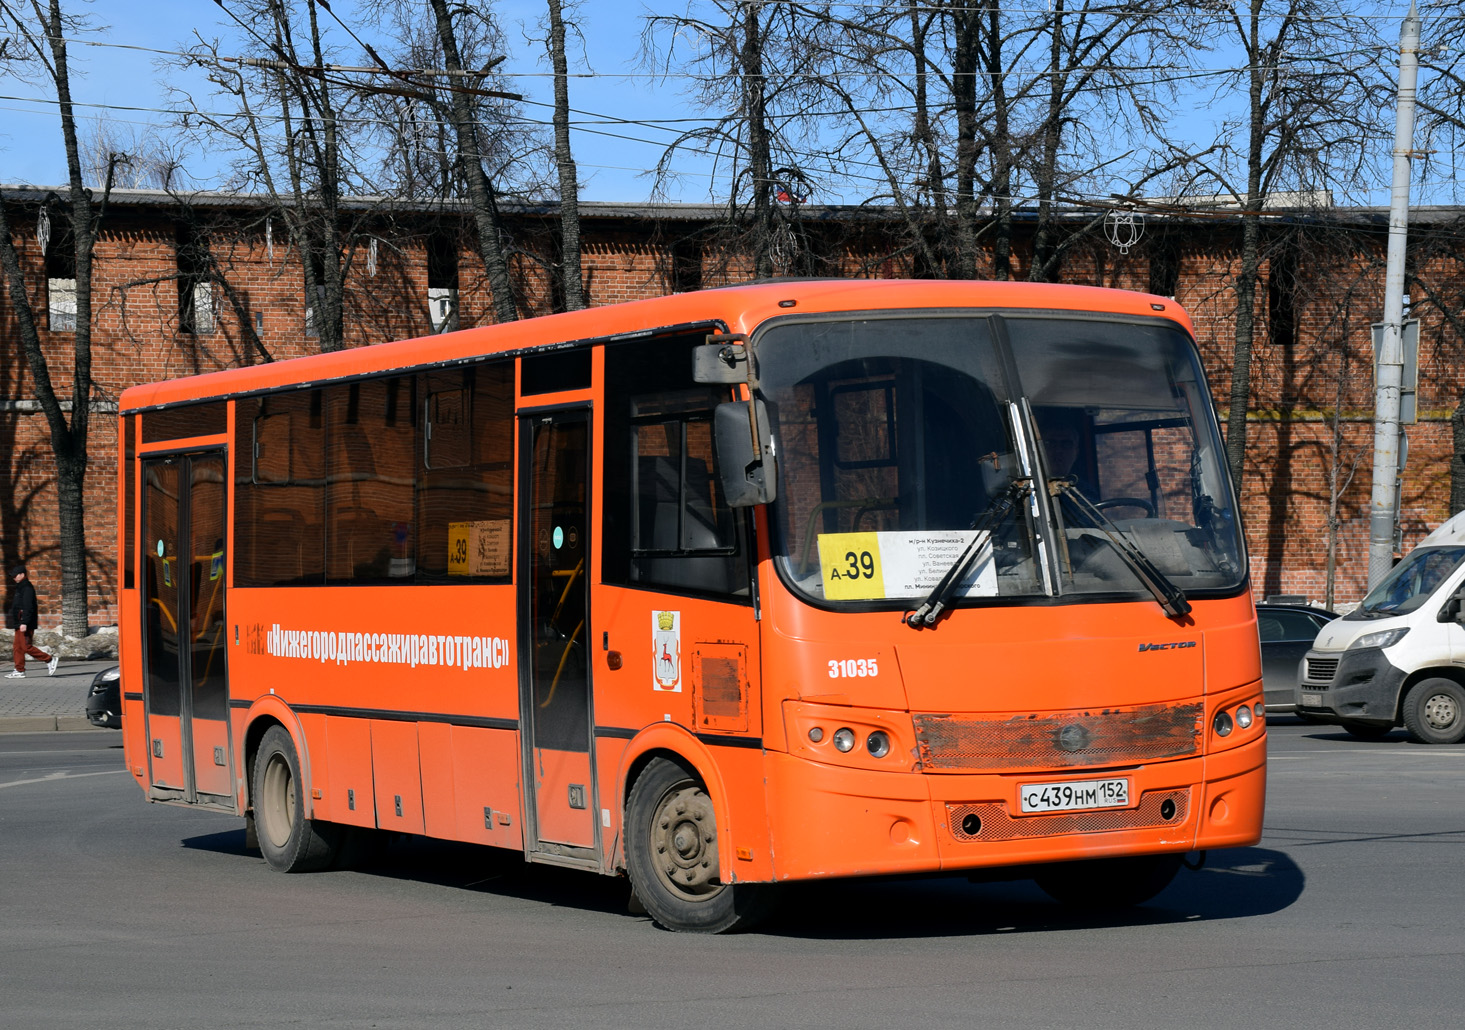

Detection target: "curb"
[0, 716, 107, 734]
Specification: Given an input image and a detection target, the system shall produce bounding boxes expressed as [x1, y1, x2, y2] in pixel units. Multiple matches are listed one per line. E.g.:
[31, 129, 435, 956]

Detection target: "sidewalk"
[0, 658, 119, 733]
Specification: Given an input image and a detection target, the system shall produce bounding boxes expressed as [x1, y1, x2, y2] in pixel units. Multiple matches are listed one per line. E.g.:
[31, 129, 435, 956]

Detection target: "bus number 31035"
[829, 658, 879, 678]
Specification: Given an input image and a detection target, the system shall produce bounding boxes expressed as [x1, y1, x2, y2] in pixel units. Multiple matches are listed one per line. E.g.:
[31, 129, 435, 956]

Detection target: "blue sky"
[0, 0, 697, 201]
[0, 2, 1445, 206]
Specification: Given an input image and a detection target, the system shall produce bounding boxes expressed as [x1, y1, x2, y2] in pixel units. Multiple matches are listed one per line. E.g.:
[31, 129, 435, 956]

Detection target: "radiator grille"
[914, 703, 1202, 772]
[1306, 657, 1339, 682]
[947, 789, 1190, 842]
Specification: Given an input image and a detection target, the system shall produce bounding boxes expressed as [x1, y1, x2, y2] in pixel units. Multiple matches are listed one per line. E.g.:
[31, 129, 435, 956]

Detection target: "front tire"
[253, 725, 342, 872]
[1034, 853, 1183, 910]
[1402, 678, 1465, 745]
[625, 758, 773, 933]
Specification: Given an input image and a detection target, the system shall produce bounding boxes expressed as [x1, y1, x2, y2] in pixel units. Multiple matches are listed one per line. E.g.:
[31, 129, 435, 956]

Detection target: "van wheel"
[1340, 721, 1392, 741]
[1402, 679, 1465, 745]
[625, 758, 773, 933]
[253, 726, 342, 872]
[1034, 853, 1183, 909]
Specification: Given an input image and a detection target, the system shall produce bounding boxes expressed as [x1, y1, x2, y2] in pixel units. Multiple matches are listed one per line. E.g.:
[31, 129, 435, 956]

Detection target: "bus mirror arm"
[693, 335, 749, 384]
[714, 400, 778, 507]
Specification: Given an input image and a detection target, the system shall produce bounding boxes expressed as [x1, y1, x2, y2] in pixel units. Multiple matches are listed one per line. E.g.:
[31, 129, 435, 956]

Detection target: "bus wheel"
[625, 758, 772, 933]
[1402, 679, 1465, 745]
[1034, 853, 1183, 910]
[253, 726, 342, 872]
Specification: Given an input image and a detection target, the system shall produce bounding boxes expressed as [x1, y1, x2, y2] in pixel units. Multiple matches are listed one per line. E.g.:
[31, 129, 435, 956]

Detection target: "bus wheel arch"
[623, 754, 772, 933]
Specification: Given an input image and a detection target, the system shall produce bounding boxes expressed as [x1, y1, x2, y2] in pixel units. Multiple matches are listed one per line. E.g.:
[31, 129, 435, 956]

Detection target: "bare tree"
[643, 1, 833, 280]
[174, 0, 387, 353]
[78, 115, 187, 190]
[544, 0, 584, 309]
[426, 0, 520, 322]
[0, 0, 120, 636]
[1185, 1, 1388, 487]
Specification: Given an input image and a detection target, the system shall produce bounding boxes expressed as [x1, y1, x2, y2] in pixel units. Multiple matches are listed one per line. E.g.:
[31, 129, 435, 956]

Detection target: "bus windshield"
[1356, 546, 1465, 617]
[760, 314, 1245, 609]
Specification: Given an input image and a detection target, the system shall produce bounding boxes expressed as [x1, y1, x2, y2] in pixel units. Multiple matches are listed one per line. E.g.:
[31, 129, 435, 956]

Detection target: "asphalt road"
[1, 720, 1461, 1030]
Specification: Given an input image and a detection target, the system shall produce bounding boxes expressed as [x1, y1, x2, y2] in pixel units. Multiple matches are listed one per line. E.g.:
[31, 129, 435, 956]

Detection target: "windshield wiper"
[1053, 481, 1192, 619]
[904, 481, 1027, 629]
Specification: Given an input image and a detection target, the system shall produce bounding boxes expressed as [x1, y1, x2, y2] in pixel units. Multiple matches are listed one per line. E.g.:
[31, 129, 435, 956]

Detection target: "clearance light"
[1255, 703, 1266, 721]
[833, 728, 856, 753]
[808, 727, 825, 743]
[866, 731, 891, 758]
[1213, 710, 1234, 737]
[1235, 704, 1253, 729]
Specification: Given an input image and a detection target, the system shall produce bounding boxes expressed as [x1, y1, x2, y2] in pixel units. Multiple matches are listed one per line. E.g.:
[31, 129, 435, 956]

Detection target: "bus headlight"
[1235, 704, 1253, 729]
[833, 728, 856, 753]
[866, 731, 891, 758]
[1213, 710, 1234, 737]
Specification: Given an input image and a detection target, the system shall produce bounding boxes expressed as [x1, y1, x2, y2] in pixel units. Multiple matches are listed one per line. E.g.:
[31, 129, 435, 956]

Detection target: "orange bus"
[116, 279, 1265, 932]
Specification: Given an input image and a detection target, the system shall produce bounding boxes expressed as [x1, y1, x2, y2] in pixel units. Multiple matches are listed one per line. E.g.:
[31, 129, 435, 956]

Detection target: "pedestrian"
[8, 564, 59, 679]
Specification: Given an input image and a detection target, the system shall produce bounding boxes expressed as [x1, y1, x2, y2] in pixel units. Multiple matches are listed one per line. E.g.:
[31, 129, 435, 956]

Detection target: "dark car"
[1257, 602, 1338, 710]
[85, 666, 121, 729]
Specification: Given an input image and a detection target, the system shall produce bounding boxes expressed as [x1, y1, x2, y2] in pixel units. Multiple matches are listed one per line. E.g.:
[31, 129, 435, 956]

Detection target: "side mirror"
[714, 400, 777, 507]
[1438, 595, 1463, 623]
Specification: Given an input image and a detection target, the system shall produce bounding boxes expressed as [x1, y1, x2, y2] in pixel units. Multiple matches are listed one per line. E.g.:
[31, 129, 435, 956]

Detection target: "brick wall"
[4, 195, 1463, 624]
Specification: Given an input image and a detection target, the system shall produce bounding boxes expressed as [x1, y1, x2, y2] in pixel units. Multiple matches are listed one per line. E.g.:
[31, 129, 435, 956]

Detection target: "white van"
[1296, 512, 1465, 744]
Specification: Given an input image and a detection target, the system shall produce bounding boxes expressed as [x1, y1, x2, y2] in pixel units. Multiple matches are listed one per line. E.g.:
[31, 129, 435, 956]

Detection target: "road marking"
[0, 769, 129, 790]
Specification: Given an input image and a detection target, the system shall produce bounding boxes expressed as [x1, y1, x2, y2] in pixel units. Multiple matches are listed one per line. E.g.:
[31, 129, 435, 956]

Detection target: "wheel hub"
[651, 785, 721, 898]
[1423, 692, 1458, 731]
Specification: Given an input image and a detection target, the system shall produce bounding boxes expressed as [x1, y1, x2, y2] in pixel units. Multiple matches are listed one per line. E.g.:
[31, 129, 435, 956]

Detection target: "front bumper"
[761, 733, 1266, 882]
[1295, 647, 1406, 727]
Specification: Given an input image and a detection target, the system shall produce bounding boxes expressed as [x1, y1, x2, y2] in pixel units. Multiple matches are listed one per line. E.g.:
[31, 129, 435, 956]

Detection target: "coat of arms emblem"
[653, 610, 681, 692]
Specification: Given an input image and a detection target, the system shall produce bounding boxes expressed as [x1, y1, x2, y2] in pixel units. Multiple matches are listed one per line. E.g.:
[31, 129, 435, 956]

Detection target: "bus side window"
[325, 377, 417, 583]
[603, 334, 749, 601]
[235, 391, 326, 586]
[416, 362, 514, 584]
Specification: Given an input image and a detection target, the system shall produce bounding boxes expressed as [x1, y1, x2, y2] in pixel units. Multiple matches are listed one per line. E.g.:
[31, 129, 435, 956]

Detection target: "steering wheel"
[1095, 496, 1156, 519]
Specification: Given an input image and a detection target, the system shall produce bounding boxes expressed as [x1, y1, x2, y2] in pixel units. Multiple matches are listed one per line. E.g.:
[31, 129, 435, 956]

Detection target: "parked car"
[85, 666, 121, 729]
[1257, 602, 1338, 710]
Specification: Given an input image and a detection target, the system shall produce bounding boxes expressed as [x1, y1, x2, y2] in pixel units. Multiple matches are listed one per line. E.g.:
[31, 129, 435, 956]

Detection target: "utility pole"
[1367, 2, 1422, 589]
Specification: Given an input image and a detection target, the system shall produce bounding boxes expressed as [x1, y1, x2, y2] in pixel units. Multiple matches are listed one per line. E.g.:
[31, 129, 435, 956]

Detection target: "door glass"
[528, 417, 590, 752]
[188, 456, 228, 723]
[144, 462, 183, 719]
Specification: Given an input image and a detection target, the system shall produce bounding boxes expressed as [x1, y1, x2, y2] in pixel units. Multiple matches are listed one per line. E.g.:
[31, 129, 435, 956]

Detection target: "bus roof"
[118, 278, 1193, 412]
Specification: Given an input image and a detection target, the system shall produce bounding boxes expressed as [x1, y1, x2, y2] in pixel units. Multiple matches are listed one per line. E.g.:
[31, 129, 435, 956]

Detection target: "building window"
[46, 235, 77, 333]
[176, 225, 216, 334]
[669, 236, 703, 293]
[304, 253, 325, 338]
[427, 234, 459, 333]
[1267, 237, 1298, 349]
[1148, 236, 1181, 299]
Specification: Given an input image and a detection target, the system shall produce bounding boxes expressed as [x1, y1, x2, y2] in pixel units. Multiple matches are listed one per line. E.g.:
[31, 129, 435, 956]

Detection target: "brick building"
[4, 186, 1464, 627]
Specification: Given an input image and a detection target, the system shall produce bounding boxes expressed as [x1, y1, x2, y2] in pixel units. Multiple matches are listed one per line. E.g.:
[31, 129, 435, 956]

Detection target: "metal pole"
[1367, 3, 1422, 589]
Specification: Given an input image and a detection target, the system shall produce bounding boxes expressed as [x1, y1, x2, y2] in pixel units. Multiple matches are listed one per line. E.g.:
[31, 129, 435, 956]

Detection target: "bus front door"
[518, 410, 598, 858]
[141, 452, 233, 808]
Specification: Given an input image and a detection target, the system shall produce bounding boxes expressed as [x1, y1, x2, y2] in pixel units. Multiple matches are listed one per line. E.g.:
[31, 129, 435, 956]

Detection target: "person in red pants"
[8, 565, 58, 679]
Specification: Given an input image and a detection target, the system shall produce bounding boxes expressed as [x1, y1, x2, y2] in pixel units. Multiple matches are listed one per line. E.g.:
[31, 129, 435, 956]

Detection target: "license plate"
[1019, 777, 1130, 814]
[1300, 692, 1323, 708]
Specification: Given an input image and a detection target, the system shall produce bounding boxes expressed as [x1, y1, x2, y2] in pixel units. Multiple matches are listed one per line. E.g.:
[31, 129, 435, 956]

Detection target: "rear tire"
[1034, 853, 1183, 910]
[253, 725, 342, 872]
[1402, 678, 1465, 745]
[625, 758, 774, 933]
[1340, 721, 1392, 741]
